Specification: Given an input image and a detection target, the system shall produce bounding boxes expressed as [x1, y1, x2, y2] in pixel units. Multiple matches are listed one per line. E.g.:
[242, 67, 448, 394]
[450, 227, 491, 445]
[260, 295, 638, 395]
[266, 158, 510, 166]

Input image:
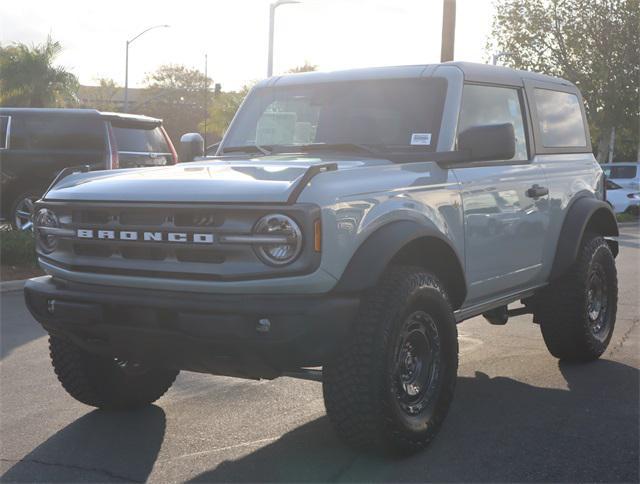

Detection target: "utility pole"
[204, 53, 208, 150]
[440, 0, 456, 62]
[608, 126, 616, 164]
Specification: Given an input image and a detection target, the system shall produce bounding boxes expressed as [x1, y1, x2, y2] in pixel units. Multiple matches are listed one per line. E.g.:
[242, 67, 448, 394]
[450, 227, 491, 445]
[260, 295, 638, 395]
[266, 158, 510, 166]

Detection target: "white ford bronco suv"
[25, 62, 618, 454]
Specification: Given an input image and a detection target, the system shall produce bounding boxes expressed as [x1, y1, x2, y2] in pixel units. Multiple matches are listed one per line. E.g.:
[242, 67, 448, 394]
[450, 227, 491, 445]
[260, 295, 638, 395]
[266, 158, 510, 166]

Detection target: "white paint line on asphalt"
[160, 437, 280, 462]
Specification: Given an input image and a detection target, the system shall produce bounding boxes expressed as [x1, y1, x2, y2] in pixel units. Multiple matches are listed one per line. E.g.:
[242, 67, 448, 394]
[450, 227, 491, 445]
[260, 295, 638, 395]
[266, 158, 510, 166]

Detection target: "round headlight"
[253, 214, 303, 266]
[34, 208, 59, 253]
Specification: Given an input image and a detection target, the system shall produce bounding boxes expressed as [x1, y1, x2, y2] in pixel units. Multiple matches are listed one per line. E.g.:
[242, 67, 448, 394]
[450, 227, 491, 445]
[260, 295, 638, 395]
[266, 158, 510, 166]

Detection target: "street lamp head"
[272, 0, 301, 7]
[128, 24, 171, 44]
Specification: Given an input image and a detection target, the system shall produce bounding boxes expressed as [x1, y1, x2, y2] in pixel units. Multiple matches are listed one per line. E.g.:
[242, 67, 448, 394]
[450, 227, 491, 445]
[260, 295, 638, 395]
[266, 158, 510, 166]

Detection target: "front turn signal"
[314, 219, 322, 252]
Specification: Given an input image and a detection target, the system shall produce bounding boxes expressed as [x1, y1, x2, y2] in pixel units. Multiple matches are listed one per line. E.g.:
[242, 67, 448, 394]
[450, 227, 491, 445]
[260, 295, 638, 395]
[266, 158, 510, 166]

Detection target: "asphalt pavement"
[1, 226, 638, 483]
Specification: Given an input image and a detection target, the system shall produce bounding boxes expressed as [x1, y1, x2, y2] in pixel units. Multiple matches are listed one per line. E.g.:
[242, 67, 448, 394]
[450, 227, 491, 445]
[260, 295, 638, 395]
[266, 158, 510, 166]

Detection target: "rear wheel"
[536, 234, 617, 361]
[49, 335, 179, 409]
[323, 266, 458, 454]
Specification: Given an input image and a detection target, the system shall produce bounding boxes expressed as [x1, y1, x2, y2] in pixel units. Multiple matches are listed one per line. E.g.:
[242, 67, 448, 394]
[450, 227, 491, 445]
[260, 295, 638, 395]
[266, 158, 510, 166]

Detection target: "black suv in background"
[0, 108, 178, 230]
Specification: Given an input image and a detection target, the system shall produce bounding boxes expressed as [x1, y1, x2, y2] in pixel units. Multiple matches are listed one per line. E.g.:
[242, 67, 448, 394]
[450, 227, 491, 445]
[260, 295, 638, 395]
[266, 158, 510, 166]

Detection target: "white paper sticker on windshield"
[411, 133, 432, 145]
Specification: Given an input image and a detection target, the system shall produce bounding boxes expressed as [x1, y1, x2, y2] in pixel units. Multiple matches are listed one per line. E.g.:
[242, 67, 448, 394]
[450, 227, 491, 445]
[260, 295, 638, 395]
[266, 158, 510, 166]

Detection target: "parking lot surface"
[1, 225, 638, 483]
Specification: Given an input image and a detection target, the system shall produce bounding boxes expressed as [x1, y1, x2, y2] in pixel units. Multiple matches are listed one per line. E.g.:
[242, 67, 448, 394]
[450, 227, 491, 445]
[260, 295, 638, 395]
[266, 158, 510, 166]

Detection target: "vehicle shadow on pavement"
[1, 405, 165, 483]
[190, 359, 639, 483]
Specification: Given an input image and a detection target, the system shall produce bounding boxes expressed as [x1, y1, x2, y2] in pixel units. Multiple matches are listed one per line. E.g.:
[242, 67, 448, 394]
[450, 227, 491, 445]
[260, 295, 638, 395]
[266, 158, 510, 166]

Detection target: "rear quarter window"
[533, 89, 587, 148]
[112, 126, 169, 153]
[9, 116, 105, 151]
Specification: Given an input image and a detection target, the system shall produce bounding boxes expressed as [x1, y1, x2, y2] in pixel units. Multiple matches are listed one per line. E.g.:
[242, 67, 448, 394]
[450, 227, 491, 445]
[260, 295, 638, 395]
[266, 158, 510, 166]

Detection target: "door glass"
[9, 116, 104, 151]
[458, 85, 528, 161]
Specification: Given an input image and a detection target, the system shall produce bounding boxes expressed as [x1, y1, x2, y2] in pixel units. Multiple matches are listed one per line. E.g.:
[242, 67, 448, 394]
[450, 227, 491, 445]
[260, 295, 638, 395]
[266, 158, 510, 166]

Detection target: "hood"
[44, 156, 378, 204]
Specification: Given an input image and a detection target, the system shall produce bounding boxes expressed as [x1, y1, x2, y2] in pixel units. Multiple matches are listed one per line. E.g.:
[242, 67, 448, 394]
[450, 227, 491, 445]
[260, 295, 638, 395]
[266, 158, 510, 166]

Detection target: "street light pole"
[267, 0, 300, 77]
[124, 24, 170, 112]
[440, 0, 456, 62]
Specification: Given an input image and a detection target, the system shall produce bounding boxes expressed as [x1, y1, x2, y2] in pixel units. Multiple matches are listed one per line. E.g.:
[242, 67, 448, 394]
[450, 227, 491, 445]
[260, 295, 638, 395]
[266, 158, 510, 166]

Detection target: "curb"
[0, 279, 27, 293]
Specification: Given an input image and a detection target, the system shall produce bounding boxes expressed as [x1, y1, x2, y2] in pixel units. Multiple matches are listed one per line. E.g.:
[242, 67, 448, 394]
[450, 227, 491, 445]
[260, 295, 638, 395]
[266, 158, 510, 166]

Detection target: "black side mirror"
[179, 133, 205, 162]
[458, 123, 516, 162]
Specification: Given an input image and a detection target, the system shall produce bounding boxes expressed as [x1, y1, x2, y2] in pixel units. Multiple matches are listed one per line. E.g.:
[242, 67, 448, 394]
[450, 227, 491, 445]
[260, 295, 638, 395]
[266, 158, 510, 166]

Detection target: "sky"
[0, 0, 496, 91]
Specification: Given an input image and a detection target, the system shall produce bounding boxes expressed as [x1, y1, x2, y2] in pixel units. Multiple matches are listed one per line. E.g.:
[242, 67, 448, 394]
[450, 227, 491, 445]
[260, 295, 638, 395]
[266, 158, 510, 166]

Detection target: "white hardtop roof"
[259, 61, 573, 89]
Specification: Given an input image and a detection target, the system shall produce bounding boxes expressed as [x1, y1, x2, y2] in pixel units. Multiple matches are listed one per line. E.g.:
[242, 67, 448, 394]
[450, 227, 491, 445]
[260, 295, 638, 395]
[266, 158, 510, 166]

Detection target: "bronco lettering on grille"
[76, 229, 214, 244]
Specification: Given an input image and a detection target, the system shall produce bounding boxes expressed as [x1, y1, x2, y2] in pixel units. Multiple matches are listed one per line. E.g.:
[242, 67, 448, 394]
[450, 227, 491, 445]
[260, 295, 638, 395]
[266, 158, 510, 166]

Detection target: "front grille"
[121, 246, 166, 261]
[40, 201, 321, 281]
[119, 211, 165, 226]
[175, 249, 225, 264]
[73, 243, 112, 258]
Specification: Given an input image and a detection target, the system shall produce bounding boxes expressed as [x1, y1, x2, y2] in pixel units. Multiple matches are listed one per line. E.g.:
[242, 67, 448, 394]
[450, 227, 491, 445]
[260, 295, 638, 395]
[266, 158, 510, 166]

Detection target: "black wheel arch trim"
[550, 195, 619, 280]
[333, 220, 467, 308]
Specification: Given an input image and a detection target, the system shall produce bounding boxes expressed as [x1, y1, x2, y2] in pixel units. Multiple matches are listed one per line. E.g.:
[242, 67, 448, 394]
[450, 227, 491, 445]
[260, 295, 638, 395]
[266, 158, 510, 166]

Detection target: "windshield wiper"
[272, 143, 383, 158]
[221, 144, 272, 156]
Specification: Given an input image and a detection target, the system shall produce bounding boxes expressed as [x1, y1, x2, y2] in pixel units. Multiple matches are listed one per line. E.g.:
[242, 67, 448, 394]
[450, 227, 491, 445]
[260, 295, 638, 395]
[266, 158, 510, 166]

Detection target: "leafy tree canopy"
[487, 0, 639, 161]
[287, 62, 318, 73]
[0, 36, 79, 107]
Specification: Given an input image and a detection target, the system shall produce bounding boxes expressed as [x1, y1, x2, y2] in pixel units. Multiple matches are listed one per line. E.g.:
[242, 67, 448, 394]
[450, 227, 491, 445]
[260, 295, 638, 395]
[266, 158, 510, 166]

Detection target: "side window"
[0, 116, 9, 149]
[533, 89, 586, 148]
[458, 84, 528, 161]
[8, 116, 104, 151]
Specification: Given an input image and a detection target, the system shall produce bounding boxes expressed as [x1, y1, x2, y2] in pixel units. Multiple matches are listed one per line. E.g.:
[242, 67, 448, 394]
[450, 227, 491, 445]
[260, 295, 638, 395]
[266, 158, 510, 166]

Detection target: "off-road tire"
[49, 335, 179, 409]
[323, 266, 458, 454]
[537, 234, 617, 361]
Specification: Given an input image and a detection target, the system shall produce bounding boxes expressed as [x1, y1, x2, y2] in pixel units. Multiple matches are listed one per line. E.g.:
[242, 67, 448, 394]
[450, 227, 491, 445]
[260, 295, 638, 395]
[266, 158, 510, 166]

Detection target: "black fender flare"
[550, 196, 619, 280]
[333, 220, 466, 306]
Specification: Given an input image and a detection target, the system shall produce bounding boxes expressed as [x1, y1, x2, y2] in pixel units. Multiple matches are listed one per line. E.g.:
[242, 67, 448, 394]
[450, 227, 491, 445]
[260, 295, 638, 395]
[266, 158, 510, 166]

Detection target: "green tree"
[138, 64, 212, 143]
[79, 78, 121, 111]
[202, 86, 251, 143]
[202, 64, 318, 145]
[487, 0, 640, 161]
[0, 36, 79, 107]
[287, 62, 318, 73]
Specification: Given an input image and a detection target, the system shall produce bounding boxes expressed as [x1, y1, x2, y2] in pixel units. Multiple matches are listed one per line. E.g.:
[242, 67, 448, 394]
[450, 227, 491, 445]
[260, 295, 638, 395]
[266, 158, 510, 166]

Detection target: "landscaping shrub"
[0, 230, 37, 267]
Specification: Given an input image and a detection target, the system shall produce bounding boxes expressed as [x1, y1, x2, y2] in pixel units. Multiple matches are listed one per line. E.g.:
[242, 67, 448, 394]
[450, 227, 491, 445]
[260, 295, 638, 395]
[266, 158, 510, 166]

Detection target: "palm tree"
[0, 36, 79, 107]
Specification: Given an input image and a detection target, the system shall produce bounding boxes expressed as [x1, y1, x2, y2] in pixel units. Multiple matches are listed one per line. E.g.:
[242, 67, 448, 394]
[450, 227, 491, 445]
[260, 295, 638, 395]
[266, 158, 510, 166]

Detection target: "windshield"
[222, 78, 447, 154]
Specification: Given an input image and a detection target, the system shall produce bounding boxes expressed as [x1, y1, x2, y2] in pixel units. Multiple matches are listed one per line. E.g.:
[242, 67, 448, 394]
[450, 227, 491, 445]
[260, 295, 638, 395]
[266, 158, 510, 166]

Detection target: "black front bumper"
[25, 276, 360, 379]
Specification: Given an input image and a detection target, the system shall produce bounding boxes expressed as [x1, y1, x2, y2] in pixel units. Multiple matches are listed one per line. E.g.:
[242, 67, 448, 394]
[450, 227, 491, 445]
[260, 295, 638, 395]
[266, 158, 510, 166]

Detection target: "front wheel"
[323, 266, 458, 454]
[49, 336, 179, 410]
[536, 234, 617, 361]
[10, 191, 40, 231]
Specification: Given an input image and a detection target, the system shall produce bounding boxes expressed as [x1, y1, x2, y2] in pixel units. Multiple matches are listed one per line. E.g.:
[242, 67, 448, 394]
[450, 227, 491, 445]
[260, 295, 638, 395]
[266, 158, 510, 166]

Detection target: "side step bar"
[454, 284, 545, 323]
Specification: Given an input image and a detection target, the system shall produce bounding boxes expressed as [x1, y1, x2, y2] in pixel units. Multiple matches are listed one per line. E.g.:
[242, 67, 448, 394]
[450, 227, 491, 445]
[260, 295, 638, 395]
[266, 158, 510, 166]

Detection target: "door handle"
[526, 184, 549, 198]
